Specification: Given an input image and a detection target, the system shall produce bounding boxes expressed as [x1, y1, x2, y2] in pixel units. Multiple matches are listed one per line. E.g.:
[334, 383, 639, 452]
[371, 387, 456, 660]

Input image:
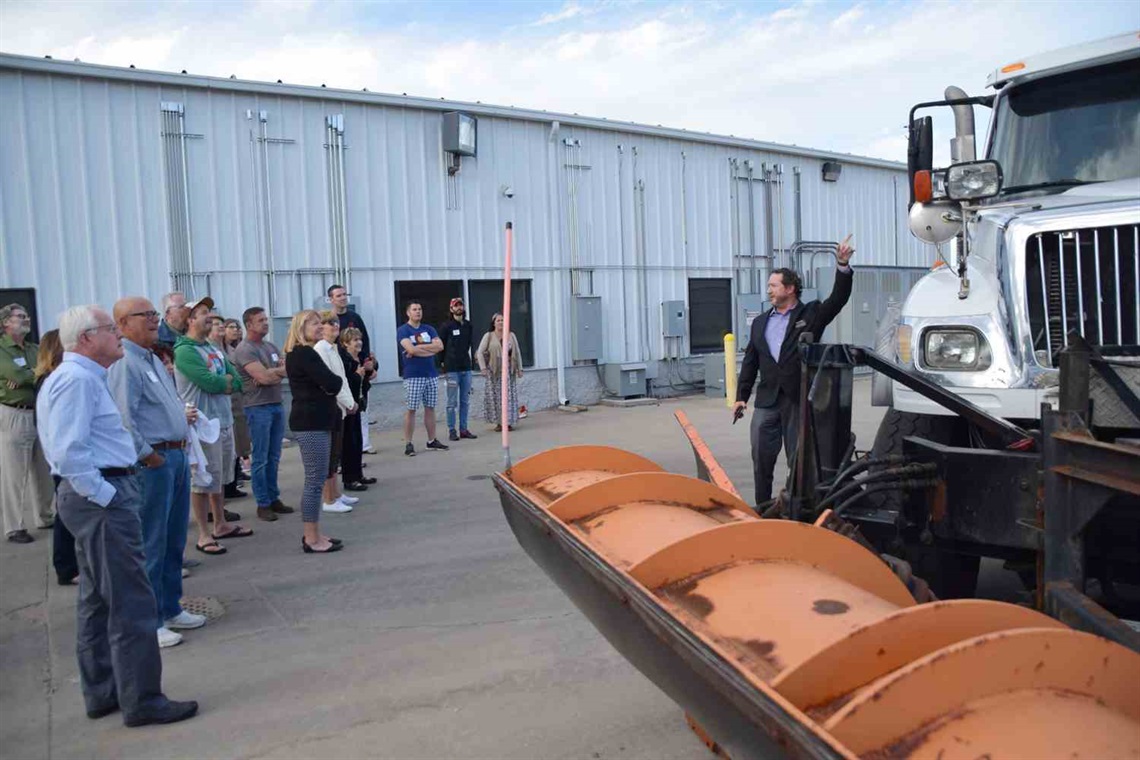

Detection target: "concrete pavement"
[0, 380, 1022, 759]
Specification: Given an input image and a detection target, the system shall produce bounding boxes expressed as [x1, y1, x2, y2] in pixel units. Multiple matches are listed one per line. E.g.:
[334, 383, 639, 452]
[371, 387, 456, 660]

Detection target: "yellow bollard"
[723, 333, 737, 407]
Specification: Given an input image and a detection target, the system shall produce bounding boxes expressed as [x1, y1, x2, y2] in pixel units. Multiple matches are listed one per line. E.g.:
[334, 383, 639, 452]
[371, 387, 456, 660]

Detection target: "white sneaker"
[181, 567, 191, 579]
[338, 494, 359, 506]
[322, 501, 352, 513]
[165, 610, 207, 630]
[157, 627, 183, 648]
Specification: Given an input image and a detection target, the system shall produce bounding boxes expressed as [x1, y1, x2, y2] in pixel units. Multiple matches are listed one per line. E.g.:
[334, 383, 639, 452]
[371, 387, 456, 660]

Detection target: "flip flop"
[211, 525, 254, 540]
[195, 540, 227, 555]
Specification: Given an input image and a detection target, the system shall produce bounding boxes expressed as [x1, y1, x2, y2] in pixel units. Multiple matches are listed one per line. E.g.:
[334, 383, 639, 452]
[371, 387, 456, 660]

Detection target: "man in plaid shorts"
[396, 301, 449, 457]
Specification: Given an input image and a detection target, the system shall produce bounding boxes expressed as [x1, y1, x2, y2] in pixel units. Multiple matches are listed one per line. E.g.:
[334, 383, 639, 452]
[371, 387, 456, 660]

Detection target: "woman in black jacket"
[338, 327, 371, 491]
[284, 309, 345, 554]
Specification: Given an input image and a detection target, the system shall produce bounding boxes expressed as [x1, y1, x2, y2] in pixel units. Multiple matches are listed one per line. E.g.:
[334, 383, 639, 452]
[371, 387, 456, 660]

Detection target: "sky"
[2, 0, 1137, 163]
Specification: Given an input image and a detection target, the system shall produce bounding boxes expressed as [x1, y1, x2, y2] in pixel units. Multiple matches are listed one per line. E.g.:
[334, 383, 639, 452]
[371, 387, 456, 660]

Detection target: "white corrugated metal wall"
[0, 55, 928, 387]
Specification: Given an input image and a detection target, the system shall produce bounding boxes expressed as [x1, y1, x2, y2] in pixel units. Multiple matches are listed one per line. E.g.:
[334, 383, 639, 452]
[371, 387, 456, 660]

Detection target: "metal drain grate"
[179, 596, 226, 621]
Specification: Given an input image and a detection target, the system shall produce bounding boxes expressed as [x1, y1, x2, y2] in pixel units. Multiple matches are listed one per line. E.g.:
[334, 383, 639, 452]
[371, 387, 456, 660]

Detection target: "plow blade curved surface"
[494, 445, 1140, 760]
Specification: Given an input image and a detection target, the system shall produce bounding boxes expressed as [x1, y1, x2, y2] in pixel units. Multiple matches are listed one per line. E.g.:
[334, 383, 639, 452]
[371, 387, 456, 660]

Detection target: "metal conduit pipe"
[549, 123, 568, 405]
[793, 166, 803, 262]
[746, 160, 757, 293]
[763, 164, 775, 287]
[775, 164, 785, 269]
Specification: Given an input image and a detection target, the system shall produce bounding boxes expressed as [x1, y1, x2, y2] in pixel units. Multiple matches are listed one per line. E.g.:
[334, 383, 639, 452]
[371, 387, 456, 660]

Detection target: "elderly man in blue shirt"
[108, 296, 204, 649]
[733, 235, 856, 507]
[37, 304, 198, 728]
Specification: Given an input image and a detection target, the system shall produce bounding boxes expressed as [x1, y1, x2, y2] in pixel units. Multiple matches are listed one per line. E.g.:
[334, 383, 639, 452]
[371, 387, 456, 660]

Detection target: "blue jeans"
[245, 403, 284, 508]
[139, 449, 190, 626]
[445, 370, 473, 432]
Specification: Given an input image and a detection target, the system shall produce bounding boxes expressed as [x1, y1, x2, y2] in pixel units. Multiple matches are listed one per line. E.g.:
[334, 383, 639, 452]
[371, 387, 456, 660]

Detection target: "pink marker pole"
[501, 221, 513, 470]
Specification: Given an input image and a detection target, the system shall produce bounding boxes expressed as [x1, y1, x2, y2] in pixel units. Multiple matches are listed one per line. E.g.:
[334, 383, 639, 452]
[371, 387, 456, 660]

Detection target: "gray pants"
[57, 474, 166, 719]
[750, 394, 799, 505]
[0, 404, 55, 535]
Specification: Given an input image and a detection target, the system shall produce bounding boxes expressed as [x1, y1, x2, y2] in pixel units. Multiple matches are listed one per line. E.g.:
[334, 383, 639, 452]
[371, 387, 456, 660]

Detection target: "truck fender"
[871, 298, 903, 407]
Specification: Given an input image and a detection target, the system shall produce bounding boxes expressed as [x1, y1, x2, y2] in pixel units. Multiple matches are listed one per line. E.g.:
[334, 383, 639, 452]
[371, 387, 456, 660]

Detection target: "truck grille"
[1025, 224, 1140, 365]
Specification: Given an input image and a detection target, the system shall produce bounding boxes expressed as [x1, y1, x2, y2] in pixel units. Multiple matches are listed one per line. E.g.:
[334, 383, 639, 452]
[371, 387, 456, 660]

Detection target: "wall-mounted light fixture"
[822, 161, 842, 182]
[443, 111, 477, 176]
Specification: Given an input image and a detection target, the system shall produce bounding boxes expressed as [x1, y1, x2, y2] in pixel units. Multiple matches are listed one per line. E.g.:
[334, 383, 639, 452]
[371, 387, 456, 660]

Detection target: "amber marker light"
[1001, 62, 1026, 73]
[913, 170, 933, 203]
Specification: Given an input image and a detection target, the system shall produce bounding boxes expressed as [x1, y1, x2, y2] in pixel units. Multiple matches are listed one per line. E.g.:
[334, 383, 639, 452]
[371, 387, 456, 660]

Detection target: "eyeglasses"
[84, 323, 118, 335]
[127, 310, 160, 320]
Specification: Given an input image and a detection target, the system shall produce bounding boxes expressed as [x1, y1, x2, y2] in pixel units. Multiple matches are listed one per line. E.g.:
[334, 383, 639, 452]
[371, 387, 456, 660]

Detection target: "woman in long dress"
[476, 313, 523, 432]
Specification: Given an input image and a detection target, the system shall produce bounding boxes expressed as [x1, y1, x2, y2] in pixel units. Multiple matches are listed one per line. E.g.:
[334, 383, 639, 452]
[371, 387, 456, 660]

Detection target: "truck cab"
[885, 32, 1140, 427]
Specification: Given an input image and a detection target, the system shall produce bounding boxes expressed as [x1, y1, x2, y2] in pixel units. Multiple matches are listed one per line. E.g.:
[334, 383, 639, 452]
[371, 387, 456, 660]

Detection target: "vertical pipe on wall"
[548, 122, 568, 405]
[746, 160, 757, 293]
[336, 116, 351, 293]
[618, 144, 632, 362]
[176, 109, 195, 289]
[775, 164, 785, 270]
[763, 163, 774, 285]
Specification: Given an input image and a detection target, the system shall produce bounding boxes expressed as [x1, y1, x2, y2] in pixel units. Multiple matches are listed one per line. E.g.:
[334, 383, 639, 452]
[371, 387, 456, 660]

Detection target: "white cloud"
[0, 0, 1133, 164]
[532, 2, 588, 26]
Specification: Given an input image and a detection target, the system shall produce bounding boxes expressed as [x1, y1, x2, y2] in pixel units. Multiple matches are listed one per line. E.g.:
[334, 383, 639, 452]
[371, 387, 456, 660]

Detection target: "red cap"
[450, 298, 464, 308]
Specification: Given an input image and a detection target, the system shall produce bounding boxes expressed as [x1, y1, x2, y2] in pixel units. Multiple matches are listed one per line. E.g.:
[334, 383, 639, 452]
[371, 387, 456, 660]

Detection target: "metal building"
[0, 53, 928, 420]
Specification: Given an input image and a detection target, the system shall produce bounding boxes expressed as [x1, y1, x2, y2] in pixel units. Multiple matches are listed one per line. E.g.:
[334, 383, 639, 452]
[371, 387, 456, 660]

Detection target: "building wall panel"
[2, 57, 927, 390]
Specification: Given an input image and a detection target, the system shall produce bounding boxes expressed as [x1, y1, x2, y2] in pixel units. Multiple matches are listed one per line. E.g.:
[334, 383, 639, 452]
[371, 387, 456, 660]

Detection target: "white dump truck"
[864, 32, 1140, 594]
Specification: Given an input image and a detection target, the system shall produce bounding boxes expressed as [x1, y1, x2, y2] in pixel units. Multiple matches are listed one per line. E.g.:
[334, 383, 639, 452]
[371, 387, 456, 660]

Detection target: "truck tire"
[868, 409, 978, 598]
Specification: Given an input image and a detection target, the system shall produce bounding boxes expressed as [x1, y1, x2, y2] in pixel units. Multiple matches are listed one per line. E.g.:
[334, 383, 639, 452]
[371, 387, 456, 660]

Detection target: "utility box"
[704, 352, 745, 399]
[662, 300, 686, 337]
[737, 294, 769, 340]
[604, 362, 648, 399]
[572, 296, 603, 362]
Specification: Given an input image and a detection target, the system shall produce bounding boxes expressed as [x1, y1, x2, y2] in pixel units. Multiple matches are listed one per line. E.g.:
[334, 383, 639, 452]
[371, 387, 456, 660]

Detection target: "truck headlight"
[923, 329, 992, 371]
[945, 160, 1003, 201]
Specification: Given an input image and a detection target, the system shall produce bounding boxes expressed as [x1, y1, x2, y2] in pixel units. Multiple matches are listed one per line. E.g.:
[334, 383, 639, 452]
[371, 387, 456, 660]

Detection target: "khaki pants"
[0, 404, 55, 535]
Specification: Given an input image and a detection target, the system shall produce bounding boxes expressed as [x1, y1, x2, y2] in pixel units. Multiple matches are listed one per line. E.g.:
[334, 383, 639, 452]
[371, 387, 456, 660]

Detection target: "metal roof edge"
[0, 51, 906, 171]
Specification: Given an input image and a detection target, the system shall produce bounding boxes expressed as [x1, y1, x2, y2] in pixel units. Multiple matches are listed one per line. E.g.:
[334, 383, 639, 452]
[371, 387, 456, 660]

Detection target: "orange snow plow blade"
[493, 444, 1140, 760]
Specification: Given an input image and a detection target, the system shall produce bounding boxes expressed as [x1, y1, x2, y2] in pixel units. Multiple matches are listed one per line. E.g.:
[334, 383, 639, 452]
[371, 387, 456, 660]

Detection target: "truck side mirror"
[907, 116, 933, 206]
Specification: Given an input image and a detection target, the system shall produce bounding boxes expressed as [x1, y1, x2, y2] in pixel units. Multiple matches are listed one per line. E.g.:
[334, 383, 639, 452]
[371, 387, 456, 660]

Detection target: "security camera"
[501, 185, 515, 199]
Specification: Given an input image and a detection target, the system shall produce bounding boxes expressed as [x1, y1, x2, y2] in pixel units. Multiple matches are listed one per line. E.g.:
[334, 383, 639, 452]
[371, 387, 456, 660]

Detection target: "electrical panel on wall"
[661, 301, 686, 337]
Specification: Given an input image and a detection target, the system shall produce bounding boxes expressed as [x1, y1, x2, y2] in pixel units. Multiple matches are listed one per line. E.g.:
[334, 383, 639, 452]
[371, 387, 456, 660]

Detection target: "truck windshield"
[990, 57, 1140, 194]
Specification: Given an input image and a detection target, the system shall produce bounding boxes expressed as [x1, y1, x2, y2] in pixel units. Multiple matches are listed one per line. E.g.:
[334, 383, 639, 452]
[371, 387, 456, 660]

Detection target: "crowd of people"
[0, 284, 528, 728]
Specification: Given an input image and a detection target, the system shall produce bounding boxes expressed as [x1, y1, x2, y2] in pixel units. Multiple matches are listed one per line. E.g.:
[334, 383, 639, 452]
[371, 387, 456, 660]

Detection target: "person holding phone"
[732, 234, 856, 507]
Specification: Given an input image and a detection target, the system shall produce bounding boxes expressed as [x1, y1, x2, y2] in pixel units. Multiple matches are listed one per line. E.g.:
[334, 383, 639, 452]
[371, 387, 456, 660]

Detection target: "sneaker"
[157, 627, 183, 648]
[519, 405, 528, 419]
[181, 568, 190, 579]
[404, 443, 415, 457]
[165, 611, 207, 630]
[338, 494, 360, 506]
[426, 439, 449, 451]
[459, 430, 478, 439]
[269, 500, 295, 514]
[6, 530, 33, 544]
[448, 429, 459, 441]
[322, 501, 352, 513]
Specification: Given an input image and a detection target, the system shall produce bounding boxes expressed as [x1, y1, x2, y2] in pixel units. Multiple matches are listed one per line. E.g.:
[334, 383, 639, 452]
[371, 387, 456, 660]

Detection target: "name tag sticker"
[145, 370, 159, 383]
[13, 357, 27, 367]
[270, 353, 279, 363]
[452, 329, 461, 336]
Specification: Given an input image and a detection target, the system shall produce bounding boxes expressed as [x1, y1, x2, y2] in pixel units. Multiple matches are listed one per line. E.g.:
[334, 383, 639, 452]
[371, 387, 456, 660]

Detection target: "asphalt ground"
[0, 378, 1025, 759]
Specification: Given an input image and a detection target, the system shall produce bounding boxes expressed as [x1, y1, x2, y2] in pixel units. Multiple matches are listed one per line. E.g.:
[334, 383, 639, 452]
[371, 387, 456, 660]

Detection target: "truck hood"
[979, 177, 1140, 220]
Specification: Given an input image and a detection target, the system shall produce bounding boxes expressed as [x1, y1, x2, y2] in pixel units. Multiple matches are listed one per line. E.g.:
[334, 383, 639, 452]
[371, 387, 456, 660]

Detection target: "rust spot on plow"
[813, 599, 850, 615]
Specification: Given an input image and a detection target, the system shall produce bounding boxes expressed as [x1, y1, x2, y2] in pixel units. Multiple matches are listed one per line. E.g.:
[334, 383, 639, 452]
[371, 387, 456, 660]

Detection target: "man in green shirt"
[0, 303, 54, 543]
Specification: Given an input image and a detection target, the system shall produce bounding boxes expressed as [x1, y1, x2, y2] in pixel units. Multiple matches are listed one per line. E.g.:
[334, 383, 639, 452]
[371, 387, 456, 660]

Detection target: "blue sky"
[2, 1, 1138, 162]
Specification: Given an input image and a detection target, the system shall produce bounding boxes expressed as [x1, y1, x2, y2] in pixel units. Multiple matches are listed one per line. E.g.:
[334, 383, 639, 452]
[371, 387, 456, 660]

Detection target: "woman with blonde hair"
[34, 330, 78, 584]
[476, 313, 523, 432]
[284, 310, 344, 553]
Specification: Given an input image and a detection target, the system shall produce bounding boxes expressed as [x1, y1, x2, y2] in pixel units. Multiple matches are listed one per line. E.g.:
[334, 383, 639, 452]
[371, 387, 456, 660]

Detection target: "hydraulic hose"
[819, 454, 907, 499]
[833, 479, 938, 517]
[817, 463, 936, 512]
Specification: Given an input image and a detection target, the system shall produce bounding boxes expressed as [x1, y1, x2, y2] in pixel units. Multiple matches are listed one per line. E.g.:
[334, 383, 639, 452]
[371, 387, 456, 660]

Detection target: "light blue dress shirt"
[763, 308, 794, 361]
[107, 339, 189, 459]
[37, 352, 137, 507]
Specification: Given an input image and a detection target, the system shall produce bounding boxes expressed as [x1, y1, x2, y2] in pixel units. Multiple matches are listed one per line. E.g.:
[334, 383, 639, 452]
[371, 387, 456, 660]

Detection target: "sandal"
[211, 525, 254, 540]
[195, 540, 227, 555]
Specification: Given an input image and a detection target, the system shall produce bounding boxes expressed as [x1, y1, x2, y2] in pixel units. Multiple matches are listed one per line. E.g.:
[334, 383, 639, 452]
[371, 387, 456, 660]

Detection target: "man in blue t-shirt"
[396, 301, 449, 457]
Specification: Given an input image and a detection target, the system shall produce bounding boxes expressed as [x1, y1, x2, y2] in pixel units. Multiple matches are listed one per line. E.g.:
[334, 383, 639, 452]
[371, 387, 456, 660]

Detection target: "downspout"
[763, 163, 774, 286]
[747, 160, 757, 293]
[550, 121, 568, 404]
[775, 164, 785, 269]
[618, 144, 632, 361]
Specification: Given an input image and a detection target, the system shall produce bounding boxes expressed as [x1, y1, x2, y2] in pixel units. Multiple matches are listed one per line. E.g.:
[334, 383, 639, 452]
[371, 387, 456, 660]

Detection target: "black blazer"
[737, 267, 854, 409]
[285, 345, 343, 431]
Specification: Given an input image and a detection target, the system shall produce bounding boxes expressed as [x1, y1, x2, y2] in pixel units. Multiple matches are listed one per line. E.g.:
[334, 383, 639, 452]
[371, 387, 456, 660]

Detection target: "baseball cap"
[450, 298, 465, 308]
[186, 296, 215, 313]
